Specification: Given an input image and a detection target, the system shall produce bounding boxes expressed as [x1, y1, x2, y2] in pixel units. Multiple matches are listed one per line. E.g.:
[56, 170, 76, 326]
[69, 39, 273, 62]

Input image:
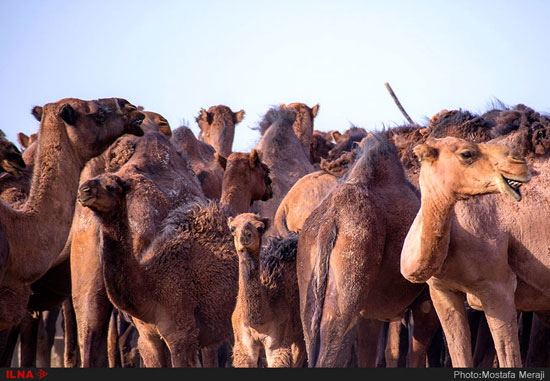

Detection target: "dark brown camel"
[78, 149, 272, 367]
[196, 105, 244, 158]
[297, 133, 425, 367]
[228, 214, 305, 367]
[280, 103, 319, 161]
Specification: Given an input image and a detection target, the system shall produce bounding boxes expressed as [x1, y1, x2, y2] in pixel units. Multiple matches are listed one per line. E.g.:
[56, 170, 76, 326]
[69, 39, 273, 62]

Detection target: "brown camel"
[280, 103, 319, 161]
[400, 134, 541, 367]
[326, 126, 368, 162]
[251, 107, 314, 235]
[69, 116, 184, 367]
[0, 98, 144, 335]
[228, 213, 305, 367]
[78, 149, 272, 367]
[0, 132, 30, 205]
[170, 125, 224, 199]
[297, 133, 426, 367]
[196, 105, 244, 158]
[311, 130, 335, 166]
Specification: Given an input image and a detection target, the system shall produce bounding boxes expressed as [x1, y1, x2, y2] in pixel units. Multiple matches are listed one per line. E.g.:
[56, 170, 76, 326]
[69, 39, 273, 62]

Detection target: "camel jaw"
[500, 174, 531, 202]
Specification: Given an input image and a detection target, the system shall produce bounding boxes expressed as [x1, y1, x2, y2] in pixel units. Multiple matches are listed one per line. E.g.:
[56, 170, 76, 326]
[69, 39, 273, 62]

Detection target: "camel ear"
[31, 106, 43, 122]
[311, 104, 320, 118]
[196, 108, 208, 126]
[260, 218, 271, 234]
[227, 216, 234, 230]
[215, 153, 227, 171]
[137, 106, 145, 111]
[330, 131, 342, 142]
[60, 104, 76, 125]
[414, 144, 438, 162]
[280, 104, 286, 109]
[419, 127, 430, 137]
[17, 133, 30, 149]
[249, 149, 261, 169]
[233, 109, 245, 124]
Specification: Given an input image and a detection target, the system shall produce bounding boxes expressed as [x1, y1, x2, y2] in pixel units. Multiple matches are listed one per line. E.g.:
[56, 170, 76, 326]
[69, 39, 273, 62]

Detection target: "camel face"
[415, 137, 531, 201]
[223, 150, 273, 204]
[37, 98, 145, 162]
[0, 139, 26, 177]
[196, 105, 244, 157]
[77, 174, 129, 216]
[228, 213, 269, 255]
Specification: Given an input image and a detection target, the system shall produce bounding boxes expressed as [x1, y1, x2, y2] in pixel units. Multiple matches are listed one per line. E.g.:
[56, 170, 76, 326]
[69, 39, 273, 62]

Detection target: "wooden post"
[385, 82, 415, 125]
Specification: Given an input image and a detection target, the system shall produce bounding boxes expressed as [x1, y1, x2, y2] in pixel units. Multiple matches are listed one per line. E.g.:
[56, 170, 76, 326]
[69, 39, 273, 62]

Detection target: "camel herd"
[0, 97, 549, 368]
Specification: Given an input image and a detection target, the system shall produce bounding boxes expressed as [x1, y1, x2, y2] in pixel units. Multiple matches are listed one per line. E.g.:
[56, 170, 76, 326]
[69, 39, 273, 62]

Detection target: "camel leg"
[36, 309, 59, 367]
[107, 310, 121, 367]
[200, 345, 219, 368]
[291, 340, 306, 368]
[19, 312, 39, 367]
[0, 326, 20, 366]
[135, 329, 168, 368]
[265, 343, 293, 368]
[232, 330, 261, 367]
[160, 322, 200, 368]
[62, 298, 79, 368]
[472, 313, 496, 367]
[407, 297, 440, 368]
[384, 320, 403, 367]
[428, 281, 473, 367]
[478, 284, 521, 367]
[356, 317, 383, 367]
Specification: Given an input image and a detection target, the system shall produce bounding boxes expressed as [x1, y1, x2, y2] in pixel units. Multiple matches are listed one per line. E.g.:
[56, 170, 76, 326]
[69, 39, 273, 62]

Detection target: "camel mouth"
[500, 174, 530, 202]
[77, 185, 96, 207]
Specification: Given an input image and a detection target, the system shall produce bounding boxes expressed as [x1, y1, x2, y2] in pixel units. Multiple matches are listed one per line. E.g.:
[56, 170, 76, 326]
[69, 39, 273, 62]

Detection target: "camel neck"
[0, 124, 84, 285]
[99, 207, 150, 320]
[400, 175, 456, 283]
[220, 185, 251, 215]
[238, 250, 270, 327]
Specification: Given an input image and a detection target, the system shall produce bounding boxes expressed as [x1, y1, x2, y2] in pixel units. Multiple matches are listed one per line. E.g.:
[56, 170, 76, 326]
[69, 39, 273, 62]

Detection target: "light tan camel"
[196, 105, 244, 158]
[297, 133, 425, 367]
[78, 150, 272, 367]
[400, 135, 541, 367]
[251, 108, 314, 235]
[228, 213, 305, 367]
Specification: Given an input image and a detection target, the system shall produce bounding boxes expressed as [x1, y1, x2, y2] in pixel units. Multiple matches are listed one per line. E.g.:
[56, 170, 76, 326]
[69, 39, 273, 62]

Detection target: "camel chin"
[499, 173, 531, 202]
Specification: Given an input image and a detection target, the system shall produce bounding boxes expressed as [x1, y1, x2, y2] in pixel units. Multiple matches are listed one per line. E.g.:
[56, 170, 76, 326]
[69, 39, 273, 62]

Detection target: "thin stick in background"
[384, 82, 415, 125]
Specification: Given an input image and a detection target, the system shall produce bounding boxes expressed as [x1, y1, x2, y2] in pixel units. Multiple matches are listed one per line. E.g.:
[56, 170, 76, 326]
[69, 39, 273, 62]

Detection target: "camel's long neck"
[0, 125, 84, 285]
[400, 176, 455, 283]
[238, 250, 270, 327]
[99, 206, 150, 320]
[220, 185, 252, 215]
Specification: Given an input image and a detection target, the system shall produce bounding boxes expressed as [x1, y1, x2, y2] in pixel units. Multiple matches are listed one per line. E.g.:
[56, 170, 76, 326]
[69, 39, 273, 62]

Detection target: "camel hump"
[260, 233, 298, 291]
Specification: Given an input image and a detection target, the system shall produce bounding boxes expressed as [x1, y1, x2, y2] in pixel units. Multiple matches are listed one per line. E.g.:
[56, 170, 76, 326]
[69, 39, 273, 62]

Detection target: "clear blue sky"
[1, 1, 549, 152]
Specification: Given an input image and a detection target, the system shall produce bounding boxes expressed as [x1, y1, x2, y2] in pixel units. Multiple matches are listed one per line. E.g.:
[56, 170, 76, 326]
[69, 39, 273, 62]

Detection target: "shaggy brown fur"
[228, 214, 305, 367]
[326, 126, 368, 162]
[0, 133, 30, 206]
[297, 133, 424, 367]
[171, 126, 224, 200]
[196, 105, 244, 158]
[311, 130, 335, 165]
[79, 150, 272, 367]
[251, 108, 314, 236]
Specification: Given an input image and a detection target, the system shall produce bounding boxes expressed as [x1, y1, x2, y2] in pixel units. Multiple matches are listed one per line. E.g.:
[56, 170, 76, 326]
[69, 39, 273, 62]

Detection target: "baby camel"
[228, 213, 305, 367]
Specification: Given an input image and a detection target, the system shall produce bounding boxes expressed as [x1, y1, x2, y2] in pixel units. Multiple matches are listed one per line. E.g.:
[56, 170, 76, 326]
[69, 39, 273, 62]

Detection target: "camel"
[297, 133, 426, 367]
[69, 115, 184, 367]
[170, 125, 224, 199]
[0, 97, 144, 290]
[196, 105, 244, 158]
[280, 103, 319, 160]
[78, 148, 272, 367]
[0, 132, 30, 205]
[325, 126, 368, 162]
[228, 213, 305, 367]
[399, 132, 545, 367]
[251, 107, 314, 235]
[311, 130, 335, 166]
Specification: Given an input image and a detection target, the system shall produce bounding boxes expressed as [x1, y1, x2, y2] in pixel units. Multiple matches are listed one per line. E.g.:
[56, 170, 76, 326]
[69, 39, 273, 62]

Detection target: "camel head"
[32, 98, 145, 163]
[414, 137, 531, 201]
[0, 137, 26, 177]
[327, 127, 368, 162]
[196, 105, 244, 157]
[221, 149, 273, 204]
[281, 103, 320, 120]
[228, 213, 270, 256]
[141, 111, 172, 137]
[17, 132, 38, 166]
[77, 173, 130, 218]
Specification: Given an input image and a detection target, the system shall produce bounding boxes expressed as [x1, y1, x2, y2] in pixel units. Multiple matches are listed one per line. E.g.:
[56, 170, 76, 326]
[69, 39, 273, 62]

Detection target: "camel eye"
[106, 185, 116, 192]
[230, 226, 236, 233]
[460, 151, 473, 160]
[257, 225, 264, 233]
